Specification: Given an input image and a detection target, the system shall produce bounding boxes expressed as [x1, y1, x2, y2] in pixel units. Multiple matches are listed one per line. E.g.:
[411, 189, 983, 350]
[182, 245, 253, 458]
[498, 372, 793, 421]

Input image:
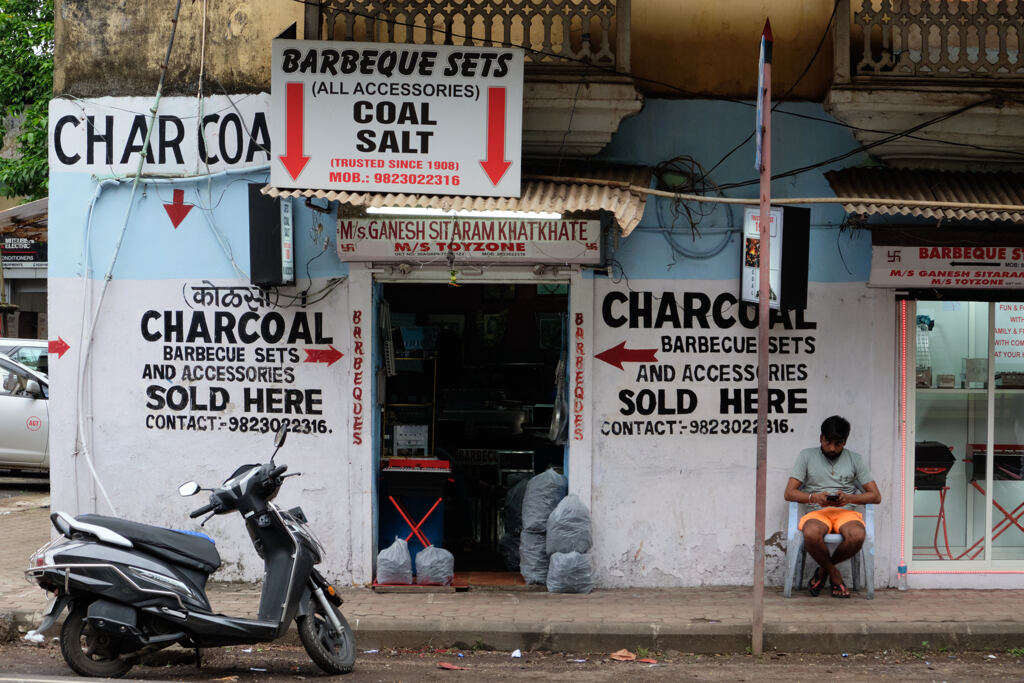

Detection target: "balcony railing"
[303, 0, 630, 73]
[834, 0, 1024, 83]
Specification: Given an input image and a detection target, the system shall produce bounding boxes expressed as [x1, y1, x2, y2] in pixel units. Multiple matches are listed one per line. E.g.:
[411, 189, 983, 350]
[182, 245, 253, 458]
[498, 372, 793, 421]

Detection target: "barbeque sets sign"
[137, 281, 342, 436]
[270, 40, 524, 197]
[870, 245, 1024, 289]
[336, 217, 600, 264]
[595, 288, 817, 439]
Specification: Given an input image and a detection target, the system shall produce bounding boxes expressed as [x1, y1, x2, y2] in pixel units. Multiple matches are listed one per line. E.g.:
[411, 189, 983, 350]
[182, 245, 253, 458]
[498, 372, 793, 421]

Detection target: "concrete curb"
[6, 604, 1023, 655]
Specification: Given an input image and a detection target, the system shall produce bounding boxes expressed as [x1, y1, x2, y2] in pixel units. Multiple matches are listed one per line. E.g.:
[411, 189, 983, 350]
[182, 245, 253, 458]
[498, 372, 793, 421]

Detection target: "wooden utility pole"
[752, 17, 772, 657]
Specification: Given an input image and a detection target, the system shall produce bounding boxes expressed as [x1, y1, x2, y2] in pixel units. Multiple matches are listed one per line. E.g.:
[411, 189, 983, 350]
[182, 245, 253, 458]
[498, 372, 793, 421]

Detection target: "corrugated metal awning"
[261, 166, 652, 236]
[825, 168, 1024, 224]
[0, 198, 48, 241]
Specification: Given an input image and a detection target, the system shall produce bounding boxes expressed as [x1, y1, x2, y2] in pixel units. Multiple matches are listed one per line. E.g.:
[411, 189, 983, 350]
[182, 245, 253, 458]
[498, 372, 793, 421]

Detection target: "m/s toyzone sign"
[336, 218, 601, 264]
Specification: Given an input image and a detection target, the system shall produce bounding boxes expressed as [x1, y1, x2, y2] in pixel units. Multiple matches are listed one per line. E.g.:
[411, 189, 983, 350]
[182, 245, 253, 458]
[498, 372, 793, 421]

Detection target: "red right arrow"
[279, 82, 311, 180]
[48, 336, 71, 359]
[304, 345, 344, 367]
[479, 87, 512, 186]
[595, 341, 658, 370]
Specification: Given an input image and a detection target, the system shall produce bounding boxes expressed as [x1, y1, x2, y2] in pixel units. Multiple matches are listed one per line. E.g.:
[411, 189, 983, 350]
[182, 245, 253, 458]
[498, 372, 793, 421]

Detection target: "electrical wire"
[75, 0, 188, 516]
[714, 96, 997, 191]
[287, 0, 1024, 166]
[696, 0, 841, 187]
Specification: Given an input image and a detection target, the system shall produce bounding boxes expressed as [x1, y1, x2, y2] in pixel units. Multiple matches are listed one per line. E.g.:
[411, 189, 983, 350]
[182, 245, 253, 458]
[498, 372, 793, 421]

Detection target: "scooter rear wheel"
[59, 604, 136, 678]
[296, 598, 355, 674]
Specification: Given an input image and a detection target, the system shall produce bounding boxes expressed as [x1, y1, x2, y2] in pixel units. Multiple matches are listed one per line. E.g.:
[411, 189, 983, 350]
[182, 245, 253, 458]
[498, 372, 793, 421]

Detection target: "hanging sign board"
[740, 207, 783, 309]
[869, 245, 1024, 289]
[270, 40, 523, 197]
[739, 206, 809, 310]
[336, 217, 600, 264]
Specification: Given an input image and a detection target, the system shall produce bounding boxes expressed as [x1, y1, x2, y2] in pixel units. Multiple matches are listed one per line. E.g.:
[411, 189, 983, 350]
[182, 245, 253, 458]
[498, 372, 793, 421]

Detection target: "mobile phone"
[826, 493, 839, 504]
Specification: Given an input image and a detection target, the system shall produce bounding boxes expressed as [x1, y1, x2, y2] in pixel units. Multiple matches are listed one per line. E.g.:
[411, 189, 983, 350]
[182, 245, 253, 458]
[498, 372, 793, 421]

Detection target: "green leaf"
[0, 0, 53, 200]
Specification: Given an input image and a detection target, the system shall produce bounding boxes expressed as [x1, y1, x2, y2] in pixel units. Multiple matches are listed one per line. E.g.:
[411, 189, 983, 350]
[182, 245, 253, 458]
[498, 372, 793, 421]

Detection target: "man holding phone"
[784, 415, 882, 598]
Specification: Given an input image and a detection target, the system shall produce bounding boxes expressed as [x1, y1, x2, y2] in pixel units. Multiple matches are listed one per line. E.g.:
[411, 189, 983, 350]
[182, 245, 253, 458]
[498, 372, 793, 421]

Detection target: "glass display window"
[904, 300, 1024, 569]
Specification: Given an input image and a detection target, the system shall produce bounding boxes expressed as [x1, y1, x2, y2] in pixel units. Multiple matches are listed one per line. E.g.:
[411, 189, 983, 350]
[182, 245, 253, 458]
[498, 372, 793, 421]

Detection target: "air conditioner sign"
[271, 40, 523, 197]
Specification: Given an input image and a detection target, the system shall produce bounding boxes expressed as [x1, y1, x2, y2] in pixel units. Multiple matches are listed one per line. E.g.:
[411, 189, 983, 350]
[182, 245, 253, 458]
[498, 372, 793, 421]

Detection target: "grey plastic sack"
[376, 536, 413, 585]
[546, 551, 594, 594]
[498, 532, 521, 571]
[502, 476, 529, 536]
[522, 469, 567, 533]
[519, 529, 549, 585]
[415, 545, 454, 586]
[546, 494, 592, 555]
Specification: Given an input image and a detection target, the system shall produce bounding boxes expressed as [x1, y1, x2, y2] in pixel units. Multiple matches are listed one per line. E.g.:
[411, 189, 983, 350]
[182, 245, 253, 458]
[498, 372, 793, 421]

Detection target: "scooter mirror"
[178, 481, 201, 497]
[274, 425, 288, 449]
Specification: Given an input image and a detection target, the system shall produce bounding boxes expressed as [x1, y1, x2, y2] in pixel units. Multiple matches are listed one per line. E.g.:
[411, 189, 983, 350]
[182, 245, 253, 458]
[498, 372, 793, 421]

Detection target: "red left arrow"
[595, 341, 658, 370]
[48, 336, 71, 359]
[279, 82, 311, 180]
[304, 345, 343, 367]
[479, 87, 512, 186]
[163, 189, 194, 228]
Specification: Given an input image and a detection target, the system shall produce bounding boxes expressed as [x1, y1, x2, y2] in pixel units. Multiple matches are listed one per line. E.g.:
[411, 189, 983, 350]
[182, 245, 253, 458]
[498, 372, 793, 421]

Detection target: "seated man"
[784, 415, 881, 598]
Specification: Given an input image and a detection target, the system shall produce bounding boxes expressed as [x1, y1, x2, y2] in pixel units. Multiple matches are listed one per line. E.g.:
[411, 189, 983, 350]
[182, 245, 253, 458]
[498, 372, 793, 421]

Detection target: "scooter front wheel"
[296, 598, 355, 674]
[59, 604, 136, 678]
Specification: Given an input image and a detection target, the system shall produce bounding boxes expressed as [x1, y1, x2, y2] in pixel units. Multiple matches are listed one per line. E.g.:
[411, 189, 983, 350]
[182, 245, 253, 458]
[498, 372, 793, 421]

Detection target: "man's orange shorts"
[798, 507, 864, 532]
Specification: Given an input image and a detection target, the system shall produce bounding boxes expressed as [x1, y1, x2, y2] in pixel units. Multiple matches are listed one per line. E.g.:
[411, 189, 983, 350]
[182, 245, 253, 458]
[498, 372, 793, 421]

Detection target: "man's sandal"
[808, 568, 827, 597]
[831, 581, 851, 598]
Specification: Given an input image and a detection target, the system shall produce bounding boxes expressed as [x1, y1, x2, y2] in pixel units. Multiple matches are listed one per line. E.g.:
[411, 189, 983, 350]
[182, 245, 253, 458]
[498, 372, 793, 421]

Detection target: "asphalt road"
[0, 473, 49, 504]
[3, 639, 1024, 681]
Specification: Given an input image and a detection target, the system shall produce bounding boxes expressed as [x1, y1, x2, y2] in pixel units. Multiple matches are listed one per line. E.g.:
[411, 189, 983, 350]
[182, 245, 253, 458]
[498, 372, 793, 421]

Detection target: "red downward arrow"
[479, 87, 512, 186]
[595, 341, 658, 370]
[48, 336, 71, 359]
[163, 189, 194, 228]
[304, 345, 344, 367]
[279, 82, 311, 181]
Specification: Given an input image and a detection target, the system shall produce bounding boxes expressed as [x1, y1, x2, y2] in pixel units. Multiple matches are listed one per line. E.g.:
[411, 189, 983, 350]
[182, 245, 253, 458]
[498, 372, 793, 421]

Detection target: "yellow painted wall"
[55, 1, 304, 97]
[55, 1, 834, 100]
[630, 1, 835, 99]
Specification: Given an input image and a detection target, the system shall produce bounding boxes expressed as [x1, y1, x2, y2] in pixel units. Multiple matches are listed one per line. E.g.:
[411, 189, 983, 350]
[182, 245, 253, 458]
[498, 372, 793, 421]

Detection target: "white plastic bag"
[546, 494, 592, 555]
[376, 537, 413, 585]
[546, 551, 594, 594]
[519, 529, 549, 585]
[415, 545, 455, 586]
[522, 469, 567, 532]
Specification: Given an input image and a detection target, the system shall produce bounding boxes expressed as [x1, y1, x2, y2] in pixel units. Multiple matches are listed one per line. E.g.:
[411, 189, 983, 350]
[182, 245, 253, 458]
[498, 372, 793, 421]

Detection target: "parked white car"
[0, 338, 48, 376]
[0, 352, 49, 473]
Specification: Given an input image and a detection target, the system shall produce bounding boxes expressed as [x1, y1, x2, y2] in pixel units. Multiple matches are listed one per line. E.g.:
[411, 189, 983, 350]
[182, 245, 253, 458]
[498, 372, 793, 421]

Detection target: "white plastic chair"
[783, 500, 874, 599]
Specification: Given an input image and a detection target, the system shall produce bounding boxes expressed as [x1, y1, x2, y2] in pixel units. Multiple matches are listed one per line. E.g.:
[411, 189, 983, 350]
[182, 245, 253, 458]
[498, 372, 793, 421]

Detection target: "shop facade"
[861, 217, 1024, 587]
[0, 198, 48, 340]
[47, 88, 939, 589]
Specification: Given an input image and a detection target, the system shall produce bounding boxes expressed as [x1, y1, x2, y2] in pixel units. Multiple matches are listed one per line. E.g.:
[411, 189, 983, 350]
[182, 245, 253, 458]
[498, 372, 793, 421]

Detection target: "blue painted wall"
[596, 99, 872, 283]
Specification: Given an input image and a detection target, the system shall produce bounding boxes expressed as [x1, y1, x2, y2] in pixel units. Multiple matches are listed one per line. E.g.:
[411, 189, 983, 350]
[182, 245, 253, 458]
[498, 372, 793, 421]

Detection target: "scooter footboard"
[143, 607, 281, 647]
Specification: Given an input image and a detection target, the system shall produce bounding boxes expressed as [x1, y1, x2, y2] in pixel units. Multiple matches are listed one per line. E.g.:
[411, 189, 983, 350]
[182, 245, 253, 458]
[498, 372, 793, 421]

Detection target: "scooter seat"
[77, 514, 221, 574]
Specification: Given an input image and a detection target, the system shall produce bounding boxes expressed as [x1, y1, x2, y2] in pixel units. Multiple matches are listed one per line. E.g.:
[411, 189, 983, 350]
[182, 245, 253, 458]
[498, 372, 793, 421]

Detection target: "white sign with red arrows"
[270, 40, 523, 197]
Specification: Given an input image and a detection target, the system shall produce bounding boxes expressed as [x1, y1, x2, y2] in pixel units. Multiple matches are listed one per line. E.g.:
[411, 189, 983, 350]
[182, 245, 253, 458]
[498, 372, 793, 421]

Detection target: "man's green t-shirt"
[790, 446, 874, 511]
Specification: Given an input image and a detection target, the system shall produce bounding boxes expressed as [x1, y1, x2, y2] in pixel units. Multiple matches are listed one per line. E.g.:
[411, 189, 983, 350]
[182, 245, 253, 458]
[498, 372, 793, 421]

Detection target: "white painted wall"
[47, 276, 363, 584]
[587, 279, 898, 587]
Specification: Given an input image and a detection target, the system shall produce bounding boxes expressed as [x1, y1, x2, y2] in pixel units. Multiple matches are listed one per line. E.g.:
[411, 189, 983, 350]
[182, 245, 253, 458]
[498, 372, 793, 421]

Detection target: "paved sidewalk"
[4, 506, 1024, 654]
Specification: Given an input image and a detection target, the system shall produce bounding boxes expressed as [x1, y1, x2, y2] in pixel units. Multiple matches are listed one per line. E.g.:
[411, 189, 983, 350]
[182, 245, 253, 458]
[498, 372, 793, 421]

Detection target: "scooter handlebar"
[189, 501, 217, 518]
[268, 464, 288, 479]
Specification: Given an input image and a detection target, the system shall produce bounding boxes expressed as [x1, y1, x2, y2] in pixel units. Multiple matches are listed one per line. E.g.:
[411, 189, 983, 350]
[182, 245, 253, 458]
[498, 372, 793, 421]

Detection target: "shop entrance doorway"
[378, 282, 568, 576]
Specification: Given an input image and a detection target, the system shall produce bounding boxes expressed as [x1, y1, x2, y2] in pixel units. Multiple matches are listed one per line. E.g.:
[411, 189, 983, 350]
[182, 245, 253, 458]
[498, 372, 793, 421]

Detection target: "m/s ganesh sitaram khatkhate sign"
[335, 218, 601, 264]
